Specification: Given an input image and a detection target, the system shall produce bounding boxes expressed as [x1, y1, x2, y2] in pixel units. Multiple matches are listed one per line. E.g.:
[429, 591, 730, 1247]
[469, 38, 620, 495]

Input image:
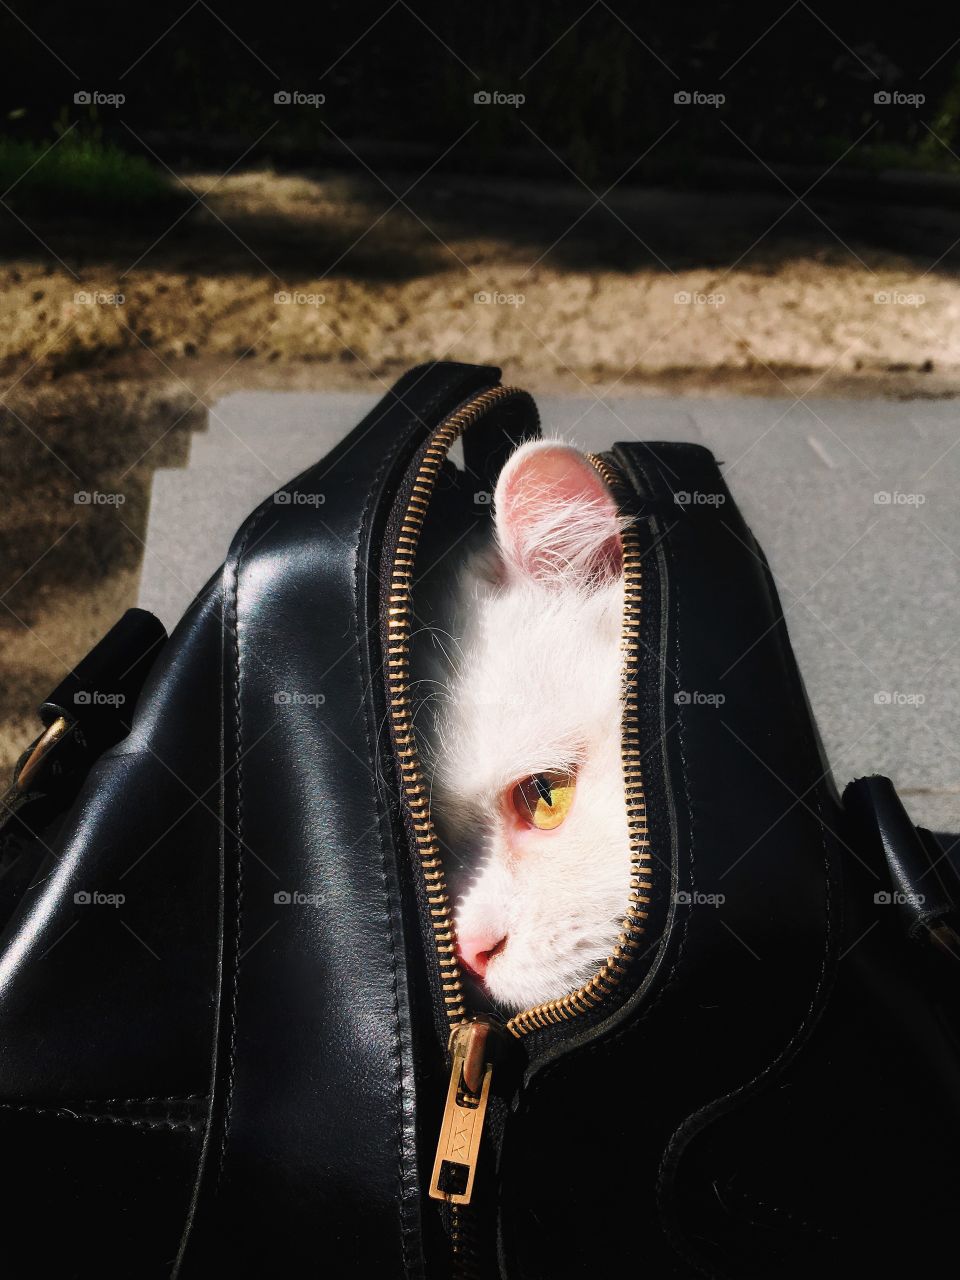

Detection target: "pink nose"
[458, 932, 507, 979]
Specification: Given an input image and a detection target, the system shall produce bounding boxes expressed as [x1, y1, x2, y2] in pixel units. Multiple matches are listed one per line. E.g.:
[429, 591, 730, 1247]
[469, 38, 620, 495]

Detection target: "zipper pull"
[429, 1018, 496, 1205]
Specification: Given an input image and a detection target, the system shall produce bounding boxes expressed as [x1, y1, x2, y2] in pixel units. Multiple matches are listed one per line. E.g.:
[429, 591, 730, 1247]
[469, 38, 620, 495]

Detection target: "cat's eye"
[511, 770, 576, 830]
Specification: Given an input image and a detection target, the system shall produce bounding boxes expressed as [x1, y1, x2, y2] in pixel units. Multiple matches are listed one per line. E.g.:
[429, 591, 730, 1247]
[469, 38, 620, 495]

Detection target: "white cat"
[418, 439, 631, 1013]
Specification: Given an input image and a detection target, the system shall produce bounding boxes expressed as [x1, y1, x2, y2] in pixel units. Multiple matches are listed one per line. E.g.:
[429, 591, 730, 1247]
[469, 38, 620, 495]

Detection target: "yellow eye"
[511, 770, 576, 831]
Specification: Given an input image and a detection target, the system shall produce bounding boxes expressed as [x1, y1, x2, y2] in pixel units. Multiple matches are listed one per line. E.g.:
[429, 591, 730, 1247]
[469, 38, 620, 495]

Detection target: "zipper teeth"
[451, 1203, 482, 1280]
[385, 384, 520, 1030]
[387, 410, 651, 1278]
[387, 410, 652, 1038]
[504, 453, 652, 1037]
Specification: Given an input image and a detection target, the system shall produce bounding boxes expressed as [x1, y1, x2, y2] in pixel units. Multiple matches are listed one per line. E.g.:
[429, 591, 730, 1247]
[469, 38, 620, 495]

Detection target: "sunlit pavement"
[138, 390, 960, 831]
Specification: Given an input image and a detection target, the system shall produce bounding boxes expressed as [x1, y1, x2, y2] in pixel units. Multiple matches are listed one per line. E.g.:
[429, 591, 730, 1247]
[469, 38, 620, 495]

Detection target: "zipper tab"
[429, 1019, 495, 1205]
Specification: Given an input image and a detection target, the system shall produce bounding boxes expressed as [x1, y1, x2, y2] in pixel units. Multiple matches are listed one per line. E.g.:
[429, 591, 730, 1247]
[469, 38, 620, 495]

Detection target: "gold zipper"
[504, 454, 652, 1034]
[384, 385, 518, 1035]
[383, 389, 652, 1251]
[428, 1018, 495, 1204]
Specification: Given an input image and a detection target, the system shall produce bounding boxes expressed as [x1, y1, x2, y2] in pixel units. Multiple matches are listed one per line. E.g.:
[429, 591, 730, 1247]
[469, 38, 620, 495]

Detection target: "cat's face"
[428, 441, 631, 1013]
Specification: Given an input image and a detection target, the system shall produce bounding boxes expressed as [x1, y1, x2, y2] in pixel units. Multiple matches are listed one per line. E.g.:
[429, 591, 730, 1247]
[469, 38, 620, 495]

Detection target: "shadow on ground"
[4, 169, 960, 285]
[2, 167, 959, 769]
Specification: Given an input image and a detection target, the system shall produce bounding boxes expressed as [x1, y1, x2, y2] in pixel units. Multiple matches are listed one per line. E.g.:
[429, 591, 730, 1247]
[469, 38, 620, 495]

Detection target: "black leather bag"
[1, 361, 958, 1279]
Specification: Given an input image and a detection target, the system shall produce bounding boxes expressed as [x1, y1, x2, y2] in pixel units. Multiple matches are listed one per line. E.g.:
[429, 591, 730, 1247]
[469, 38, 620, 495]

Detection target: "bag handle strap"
[844, 775, 960, 969]
[0, 607, 166, 833]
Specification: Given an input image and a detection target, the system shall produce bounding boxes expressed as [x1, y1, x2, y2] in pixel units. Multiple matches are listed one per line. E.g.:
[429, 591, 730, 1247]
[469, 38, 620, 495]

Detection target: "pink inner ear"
[495, 443, 623, 585]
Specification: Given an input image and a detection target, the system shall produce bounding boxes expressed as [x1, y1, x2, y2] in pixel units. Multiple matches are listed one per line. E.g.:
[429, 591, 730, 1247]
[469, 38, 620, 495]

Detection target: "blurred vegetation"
[1, 1, 959, 205]
[0, 112, 182, 215]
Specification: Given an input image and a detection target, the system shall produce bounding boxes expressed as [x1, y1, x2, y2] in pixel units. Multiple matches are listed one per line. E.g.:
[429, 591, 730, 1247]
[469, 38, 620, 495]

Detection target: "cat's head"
[430, 440, 631, 1012]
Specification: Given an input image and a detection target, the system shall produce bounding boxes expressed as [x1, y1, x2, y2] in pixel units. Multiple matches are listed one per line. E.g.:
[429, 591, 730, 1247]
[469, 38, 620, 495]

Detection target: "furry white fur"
[419, 439, 631, 1012]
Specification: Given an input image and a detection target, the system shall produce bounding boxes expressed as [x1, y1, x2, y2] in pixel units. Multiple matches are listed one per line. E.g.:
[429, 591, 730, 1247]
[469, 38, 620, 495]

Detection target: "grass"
[0, 132, 183, 217]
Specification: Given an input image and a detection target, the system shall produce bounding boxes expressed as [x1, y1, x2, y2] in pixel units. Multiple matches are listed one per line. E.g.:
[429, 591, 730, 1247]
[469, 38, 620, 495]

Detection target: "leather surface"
[497, 442, 960, 1277]
[3, 366, 957, 1278]
[0, 581, 224, 1274]
[40, 606, 168, 745]
[845, 774, 960, 934]
[178, 361, 504, 1274]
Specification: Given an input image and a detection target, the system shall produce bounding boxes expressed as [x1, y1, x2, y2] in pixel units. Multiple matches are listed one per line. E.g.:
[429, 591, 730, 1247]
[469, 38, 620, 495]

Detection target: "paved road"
[139, 391, 960, 830]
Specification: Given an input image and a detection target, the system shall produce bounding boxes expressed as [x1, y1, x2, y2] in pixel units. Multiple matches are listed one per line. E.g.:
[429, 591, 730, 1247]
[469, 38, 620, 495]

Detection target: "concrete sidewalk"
[138, 391, 960, 830]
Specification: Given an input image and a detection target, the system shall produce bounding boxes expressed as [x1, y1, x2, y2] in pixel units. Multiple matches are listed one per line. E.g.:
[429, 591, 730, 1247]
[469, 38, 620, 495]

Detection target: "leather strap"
[1, 608, 167, 836]
[844, 775, 960, 973]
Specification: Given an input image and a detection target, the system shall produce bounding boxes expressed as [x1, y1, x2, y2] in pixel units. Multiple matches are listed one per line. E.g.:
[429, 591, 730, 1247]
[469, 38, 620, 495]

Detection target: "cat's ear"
[493, 441, 623, 587]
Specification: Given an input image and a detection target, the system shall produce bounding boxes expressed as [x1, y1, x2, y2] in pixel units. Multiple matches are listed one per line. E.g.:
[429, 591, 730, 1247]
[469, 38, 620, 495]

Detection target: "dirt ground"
[2, 168, 959, 767]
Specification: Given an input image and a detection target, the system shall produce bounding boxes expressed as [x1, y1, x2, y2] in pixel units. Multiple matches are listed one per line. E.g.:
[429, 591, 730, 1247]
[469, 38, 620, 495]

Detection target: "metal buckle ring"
[0, 714, 73, 828]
